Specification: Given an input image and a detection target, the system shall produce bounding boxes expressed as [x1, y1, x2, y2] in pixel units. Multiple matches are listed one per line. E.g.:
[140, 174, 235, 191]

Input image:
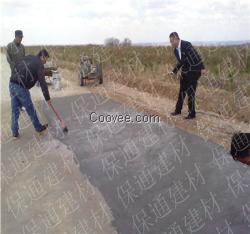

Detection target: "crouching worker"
[230, 132, 250, 166]
[9, 49, 51, 138]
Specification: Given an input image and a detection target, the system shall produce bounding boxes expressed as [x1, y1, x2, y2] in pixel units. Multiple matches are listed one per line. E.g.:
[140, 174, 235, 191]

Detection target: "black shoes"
[170, 111, 181, 116]
[13, 124, 48, 138]
[37, 124, 48, 133]
[12, 132, 20, 139]
[171, 111, 196, 119]
[184, 115, 196, 119]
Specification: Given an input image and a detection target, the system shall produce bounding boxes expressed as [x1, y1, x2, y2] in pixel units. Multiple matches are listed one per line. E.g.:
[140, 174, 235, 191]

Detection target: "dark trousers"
[175, 71, 201, 116]
[9, 82, 43, 135]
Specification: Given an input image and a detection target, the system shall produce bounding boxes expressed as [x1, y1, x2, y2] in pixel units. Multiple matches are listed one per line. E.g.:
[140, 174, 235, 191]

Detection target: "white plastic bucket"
[52, 71, 61, 90]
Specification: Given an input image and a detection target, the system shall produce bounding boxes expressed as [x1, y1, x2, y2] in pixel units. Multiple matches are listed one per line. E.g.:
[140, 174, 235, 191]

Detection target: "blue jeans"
[9, 82, 43, 135]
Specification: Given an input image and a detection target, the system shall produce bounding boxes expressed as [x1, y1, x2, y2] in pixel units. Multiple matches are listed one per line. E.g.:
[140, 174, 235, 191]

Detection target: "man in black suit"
[169, 32, 206, 119]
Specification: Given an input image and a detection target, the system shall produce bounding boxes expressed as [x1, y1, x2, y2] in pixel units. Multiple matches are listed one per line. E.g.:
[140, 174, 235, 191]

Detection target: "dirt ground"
[58, 67, 250, 150]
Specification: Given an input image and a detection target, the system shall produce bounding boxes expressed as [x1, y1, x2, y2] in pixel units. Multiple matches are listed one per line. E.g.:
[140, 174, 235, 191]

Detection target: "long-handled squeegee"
[48, 102, 68, 133]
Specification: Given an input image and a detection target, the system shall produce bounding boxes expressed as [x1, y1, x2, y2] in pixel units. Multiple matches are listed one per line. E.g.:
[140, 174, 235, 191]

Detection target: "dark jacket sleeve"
[37, 63, 51, 101]
[172, 61, 183, 74]
[172, 48, 183, 74]
[185, 42, 205, 69]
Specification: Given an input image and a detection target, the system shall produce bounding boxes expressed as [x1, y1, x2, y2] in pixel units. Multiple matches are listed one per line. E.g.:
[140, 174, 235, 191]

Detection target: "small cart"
[78, 55, 103, 86]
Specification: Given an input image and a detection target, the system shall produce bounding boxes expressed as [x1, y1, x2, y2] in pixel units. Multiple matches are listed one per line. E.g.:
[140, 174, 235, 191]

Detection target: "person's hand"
[201, 69, 207, 76]
[168, 71, 175, 76]
[47, 99, 52, 106]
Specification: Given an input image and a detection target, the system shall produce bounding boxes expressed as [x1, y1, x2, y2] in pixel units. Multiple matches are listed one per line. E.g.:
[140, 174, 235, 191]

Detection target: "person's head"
[37, 49, 50, 64]
[14, 30, 23, 45]
[230, 132, 250, 166]
[169, 32, 180, 49]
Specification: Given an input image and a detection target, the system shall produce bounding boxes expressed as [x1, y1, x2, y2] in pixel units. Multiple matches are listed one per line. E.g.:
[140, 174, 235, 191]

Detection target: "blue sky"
[1, 0, 249, 45]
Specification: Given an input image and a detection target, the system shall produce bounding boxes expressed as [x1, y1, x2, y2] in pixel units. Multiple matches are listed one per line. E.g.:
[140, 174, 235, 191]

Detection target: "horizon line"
[0, 40, 250, 47]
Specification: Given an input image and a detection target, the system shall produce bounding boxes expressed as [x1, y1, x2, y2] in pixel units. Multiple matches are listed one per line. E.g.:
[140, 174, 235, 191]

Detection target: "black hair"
[37, 49, 50, 58]
[230, 132, 250, 159]
[169, 32, 179, 39]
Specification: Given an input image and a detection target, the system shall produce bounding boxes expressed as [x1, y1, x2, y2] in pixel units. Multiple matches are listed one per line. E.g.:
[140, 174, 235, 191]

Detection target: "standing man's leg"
[175, 74, 187, 113]
[186, 71, 201, 117]
[9, 83, 21, 137]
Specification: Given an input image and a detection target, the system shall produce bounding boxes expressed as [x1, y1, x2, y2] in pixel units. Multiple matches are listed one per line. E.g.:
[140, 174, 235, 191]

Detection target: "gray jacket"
[6, 40, 25, 71]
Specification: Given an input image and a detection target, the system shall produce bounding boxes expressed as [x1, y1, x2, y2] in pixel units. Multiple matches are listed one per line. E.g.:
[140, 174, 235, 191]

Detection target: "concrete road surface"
[42, 93, 250, 234]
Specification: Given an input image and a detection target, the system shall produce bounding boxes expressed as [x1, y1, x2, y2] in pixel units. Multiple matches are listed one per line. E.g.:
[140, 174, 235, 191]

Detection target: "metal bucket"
[52, 70, 61, 90]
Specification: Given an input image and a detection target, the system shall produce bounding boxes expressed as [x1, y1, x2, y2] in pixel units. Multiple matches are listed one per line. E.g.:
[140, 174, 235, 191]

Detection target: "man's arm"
[172, 61, 183, 74]
[37, 63, 51, 101]
[172, 49, 183, 74]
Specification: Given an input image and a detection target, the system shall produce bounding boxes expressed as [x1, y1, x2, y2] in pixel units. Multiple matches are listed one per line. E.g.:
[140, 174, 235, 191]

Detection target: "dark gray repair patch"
[42, 93, 250, 234]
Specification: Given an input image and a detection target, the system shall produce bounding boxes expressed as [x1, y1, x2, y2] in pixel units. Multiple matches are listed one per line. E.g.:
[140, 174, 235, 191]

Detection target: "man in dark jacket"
[9, 49, 51, 138]
[169, 32, 206, 119]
